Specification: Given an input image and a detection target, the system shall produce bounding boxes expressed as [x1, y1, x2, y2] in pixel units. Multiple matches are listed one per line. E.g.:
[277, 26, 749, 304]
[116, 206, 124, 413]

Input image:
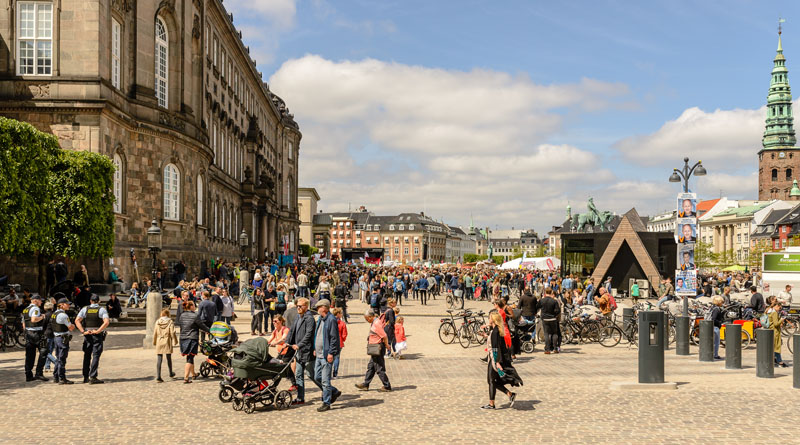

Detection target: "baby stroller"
[517, 316, 538, 354]
[223, 337, 294, 414]
[199, 321, 238, 378]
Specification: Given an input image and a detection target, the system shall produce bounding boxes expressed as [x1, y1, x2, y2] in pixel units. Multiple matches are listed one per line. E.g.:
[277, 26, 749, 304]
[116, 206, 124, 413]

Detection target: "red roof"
[696, 199, 720, 217]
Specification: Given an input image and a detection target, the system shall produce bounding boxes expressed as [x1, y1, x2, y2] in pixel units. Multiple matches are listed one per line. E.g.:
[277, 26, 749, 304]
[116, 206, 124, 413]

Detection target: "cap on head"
[314, 299, 331, 308]
[90, 294, 100, 302]
[57, 297, 70, 305]
[31, 294, 43, 301]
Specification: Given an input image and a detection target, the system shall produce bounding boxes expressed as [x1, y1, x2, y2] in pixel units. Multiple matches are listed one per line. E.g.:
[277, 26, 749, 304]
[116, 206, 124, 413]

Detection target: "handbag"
[366, 330, 382, 356]
[270, 301, 277, 311]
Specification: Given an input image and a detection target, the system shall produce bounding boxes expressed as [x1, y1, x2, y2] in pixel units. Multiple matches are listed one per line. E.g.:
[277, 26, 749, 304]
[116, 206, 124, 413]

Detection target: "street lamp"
[669, 157, 706, 193]
[669, 157, 706, 356]
[147, 219, 162, 290]
[239, 228, 249, 262]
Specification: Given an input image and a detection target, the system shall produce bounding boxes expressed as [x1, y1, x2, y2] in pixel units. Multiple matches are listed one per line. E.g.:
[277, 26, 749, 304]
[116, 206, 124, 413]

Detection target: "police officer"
[75, 294, 109, 384]
[22, 295, 49, 382]
[51, 297, 75, 384]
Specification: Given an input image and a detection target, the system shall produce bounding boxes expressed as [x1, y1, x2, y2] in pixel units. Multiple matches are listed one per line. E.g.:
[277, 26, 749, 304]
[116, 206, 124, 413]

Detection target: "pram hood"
[230, 337, 276, 379]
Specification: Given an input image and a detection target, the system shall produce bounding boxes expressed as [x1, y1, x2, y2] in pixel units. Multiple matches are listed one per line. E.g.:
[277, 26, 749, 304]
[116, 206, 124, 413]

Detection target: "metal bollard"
[724, 323, 742, 370]
[663, 316, 670, 351]
[794, 334, 799, 389]
[623, 308, 633, 331]
[638, 311, 665, 383]
[756, 328, 774, 378]
[675, 316, 690, 356]
[699, 320, 714, 361]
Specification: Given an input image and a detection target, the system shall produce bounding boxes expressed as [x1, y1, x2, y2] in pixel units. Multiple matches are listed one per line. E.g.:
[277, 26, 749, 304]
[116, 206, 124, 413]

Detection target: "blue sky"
[226, 0, 798, 233]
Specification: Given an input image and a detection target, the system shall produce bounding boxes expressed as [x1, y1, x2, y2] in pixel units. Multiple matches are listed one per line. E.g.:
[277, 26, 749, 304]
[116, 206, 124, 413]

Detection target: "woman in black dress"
[482, 312, 522, 409]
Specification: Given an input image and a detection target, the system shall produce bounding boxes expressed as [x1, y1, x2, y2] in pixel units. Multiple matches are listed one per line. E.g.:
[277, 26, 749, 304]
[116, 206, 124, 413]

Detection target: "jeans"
[54, 335, 70, 380]
[297, 286, 308, 298]
[44, 338, 57, 371]
[713, 326, 721, 357]
[221, 316, 232, 324]
[314, 355, 337, 406]
[656, 295, 672, 309]
[775, 352, 784, 363]
[294, 359, 323, 403]
[332, 353, 341, 377]
[82, 333, 104, 378]
[251, 311, 264, 333]
[465, 287, 474, 300]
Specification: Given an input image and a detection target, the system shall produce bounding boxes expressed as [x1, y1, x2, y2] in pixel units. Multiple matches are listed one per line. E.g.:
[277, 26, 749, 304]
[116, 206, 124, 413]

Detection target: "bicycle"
[438, 309, 462, 344]
[237, 286, 253, 305]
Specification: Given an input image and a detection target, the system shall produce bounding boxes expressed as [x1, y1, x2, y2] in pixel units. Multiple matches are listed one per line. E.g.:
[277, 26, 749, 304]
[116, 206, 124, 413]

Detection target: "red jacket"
[337, 319, 348, 348]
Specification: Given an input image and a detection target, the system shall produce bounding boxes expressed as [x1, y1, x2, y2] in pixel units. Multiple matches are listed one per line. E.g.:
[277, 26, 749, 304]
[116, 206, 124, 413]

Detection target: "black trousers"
[24, 331, 47, 378]
[395, 290, 403, 305]
[542, 319, 559, 352]
[251, 311, 264, 333]
[364, 346, 391, 389]
[419, 290, 427, 305]
[54, 336, 70, 380]
[488, 366, 509, 401]
[82, 333, 104, 378]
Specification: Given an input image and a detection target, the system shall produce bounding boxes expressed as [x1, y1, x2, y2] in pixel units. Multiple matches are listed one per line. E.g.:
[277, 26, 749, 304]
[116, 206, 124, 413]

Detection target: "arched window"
[163, 163, 180, 220]
[772, 169, 778, 181]
[787, 168, 793, 181]
[113, 153, 123, 213]
[155, 17, 169, 108]
[196, 175, 204, 225]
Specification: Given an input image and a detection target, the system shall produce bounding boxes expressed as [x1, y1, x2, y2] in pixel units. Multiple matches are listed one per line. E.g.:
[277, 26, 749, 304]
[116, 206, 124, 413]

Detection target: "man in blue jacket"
[416, 276, 428, 305]
[312, 299, 341, 411]
[287, 297, 319, 406]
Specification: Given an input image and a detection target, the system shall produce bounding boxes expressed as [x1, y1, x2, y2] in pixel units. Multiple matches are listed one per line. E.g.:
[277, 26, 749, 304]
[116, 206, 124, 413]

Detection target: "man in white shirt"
[778, 284, 794, 306]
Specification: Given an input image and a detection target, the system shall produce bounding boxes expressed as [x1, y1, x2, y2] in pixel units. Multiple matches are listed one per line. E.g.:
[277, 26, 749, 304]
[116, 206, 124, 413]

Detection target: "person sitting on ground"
[106, 293, 122, 320]
[108, 268, 123, 284]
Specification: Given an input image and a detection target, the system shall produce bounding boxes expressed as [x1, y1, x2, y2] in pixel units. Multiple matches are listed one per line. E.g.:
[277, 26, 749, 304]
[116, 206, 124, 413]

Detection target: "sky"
[224, 0, 800, 234]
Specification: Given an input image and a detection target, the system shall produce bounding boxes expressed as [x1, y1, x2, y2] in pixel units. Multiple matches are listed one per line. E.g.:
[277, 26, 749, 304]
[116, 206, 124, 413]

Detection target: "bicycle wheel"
[438, 322, 456, 344]
[446, 295, 455, 309]
[741, 329, 752, 349]
[458, 324, 472, 348]
[3, 330, 16, 348]
[15, 329, 26, 348]
[689, 327, 699, 346]
[471, 322, 487, 345]
[599, 325, 622, 347]
[668, 326, 676, 345]
[781, 318, 799, 337]
[580, 323, 602, 343]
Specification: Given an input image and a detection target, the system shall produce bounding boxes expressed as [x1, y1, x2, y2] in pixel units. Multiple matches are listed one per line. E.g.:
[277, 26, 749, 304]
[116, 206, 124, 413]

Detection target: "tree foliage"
[299, 243, 318, 257]
[0, 117, 115, 258]
[0, 117, 60, 254]
[463, 253, 502, 263]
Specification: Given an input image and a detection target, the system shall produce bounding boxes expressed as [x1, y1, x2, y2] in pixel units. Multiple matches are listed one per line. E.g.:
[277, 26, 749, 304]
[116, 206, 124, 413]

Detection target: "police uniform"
[77, 303, 109, 383]
[22, 302, 48, 381]
[50, 307, 74, 384]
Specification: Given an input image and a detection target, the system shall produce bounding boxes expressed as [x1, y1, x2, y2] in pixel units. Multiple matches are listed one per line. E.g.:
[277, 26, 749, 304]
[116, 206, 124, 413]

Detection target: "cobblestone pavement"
[1, 295, 797, 444]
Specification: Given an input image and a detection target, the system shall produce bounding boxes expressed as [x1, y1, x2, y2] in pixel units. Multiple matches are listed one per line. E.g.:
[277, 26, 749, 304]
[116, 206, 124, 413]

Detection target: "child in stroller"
[199, 321, 238, 378]
[220, 337, 294, 414]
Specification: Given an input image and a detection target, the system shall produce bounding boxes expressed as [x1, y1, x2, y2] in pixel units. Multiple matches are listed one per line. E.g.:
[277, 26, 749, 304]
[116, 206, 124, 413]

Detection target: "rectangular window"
[111, 19, 121, 89]
[221, 49, 226, 80]
[414, 247, 419, 255]
[212, 122, 218, 160]
[404, 247, 409, 255]
[18, 2, 53, 75]
[213, 35, 218, 66]
[394, 247, 399, 255]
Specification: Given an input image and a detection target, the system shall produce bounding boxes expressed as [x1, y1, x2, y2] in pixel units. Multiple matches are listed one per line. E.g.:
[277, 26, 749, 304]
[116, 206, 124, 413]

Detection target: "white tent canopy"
[499, 256, 560, 270]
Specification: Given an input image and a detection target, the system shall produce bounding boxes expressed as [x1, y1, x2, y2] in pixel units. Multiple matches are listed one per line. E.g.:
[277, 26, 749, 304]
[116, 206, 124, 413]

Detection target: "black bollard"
[675, 316, 690, 356]
[699, 320, 714, 362]
[638, 311, 665, 383]
[663, 316, 670, 351]
[724, 323, 742, 370]
[794, 334, 799, 389]
[623, 307, 633, 331]
[756, 328, 774, 378]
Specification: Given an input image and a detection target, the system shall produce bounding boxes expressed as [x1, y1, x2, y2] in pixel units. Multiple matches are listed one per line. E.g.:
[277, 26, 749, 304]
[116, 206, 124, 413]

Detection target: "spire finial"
[780, 17, 785, 35]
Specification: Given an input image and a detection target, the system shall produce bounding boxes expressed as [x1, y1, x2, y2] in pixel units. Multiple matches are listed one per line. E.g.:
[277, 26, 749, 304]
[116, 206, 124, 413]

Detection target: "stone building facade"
[0, 0, 300, 287]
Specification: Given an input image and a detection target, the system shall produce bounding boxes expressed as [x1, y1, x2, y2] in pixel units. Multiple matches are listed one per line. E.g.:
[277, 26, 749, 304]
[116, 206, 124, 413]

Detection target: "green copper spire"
[763, 21, 797, 150]
[791, 179, 800, 197]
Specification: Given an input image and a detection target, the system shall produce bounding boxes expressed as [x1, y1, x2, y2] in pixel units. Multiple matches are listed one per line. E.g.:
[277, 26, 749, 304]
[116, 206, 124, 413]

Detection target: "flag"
[520, 251, 527, 269]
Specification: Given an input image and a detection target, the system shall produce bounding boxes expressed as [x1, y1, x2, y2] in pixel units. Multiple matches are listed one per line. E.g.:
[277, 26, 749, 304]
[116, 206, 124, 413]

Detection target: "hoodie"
[153, 316, 179, 354]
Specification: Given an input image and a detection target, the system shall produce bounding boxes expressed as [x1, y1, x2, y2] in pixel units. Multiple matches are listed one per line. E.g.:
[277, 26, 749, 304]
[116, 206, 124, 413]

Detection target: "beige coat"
[153, 316, 179, 354]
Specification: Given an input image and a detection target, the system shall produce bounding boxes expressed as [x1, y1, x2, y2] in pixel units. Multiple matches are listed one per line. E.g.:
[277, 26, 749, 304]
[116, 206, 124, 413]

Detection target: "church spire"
[763, 18, 797, 150]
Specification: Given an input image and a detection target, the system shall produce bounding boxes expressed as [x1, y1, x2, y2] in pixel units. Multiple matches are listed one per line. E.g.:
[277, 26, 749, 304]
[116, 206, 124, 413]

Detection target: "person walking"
[481, 312, 519, 410]
[312, 299, 341, 412]
[708, 296, 725, 360]
[152, 307, 178, 382]
[251, 288, 265, 336]
[766, 297, 789, 367]
[286, 297, 322, 405]
[177, 300, 210, 383]
[75, 294, 110, 384]
[539, 288, 560, 354]
[22, 295, 49, 382]
[220, 291, 235, 325]
[355, 309, 392, 392]
[197, 291, 217, 343]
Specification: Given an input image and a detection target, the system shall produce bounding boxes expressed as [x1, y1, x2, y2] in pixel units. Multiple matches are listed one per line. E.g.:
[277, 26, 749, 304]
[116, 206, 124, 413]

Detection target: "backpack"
[394, 280, 403, 292]
[370, 292, 379, 307]
[759, 313, 770, 329]
[608, 292, 618, 311]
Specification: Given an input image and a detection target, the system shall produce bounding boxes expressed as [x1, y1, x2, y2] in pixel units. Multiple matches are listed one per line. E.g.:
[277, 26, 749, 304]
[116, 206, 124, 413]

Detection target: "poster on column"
[675, 218, 697, 244]
[677, 193, 697, 218]
[678, 245, 695, 271]
[675, 269, 697, 295]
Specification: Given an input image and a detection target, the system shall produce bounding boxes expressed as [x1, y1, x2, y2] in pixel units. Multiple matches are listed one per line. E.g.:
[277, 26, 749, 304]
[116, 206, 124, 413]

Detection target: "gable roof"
[590, 208, 661, 285]
[696, 199, 720, 216]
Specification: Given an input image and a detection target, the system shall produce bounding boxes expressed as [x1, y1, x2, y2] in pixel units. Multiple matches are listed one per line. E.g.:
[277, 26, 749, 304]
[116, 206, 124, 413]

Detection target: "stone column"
[142, 290, 163, 349]
[259, 214, 268, 259]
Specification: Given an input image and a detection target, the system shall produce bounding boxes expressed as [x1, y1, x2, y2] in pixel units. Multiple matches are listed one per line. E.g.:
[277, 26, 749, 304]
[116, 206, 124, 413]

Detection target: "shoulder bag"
[366, 329, 382, 356]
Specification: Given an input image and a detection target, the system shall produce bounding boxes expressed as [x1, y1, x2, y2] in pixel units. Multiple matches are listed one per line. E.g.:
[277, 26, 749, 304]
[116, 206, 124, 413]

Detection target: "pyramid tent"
[590, 208, 661, 286]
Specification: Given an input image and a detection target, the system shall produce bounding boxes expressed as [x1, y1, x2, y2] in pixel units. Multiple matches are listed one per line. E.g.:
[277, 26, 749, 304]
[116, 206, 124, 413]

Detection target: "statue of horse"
[593, 210, 614, 231]
[571, 213, 592, 232]
[572, 210, 614, 232]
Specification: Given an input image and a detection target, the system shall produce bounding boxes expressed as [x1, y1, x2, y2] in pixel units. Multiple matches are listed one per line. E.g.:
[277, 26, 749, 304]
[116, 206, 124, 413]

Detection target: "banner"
[675, 269, 697, 294]
[763, 252, 800, 272]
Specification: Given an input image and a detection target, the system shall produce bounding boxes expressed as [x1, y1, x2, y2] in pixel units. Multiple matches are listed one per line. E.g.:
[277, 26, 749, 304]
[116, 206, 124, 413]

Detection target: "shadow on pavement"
[337, 397, 384, 409]
[389, 385, 416, 392]
[104, 376, 157, 384]
[511, 399, 541, 411]
[397, 353, 423, 360]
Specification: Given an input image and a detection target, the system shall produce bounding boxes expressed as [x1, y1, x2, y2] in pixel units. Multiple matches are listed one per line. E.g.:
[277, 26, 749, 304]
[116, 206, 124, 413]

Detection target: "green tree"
[0, 117, 115, 292]
[693, 241, 717, 269]
[534, 245, 546, 257]
[299, 244, 318, 257]
[463, 253, 501, 263]
[748, 241, 774, 270]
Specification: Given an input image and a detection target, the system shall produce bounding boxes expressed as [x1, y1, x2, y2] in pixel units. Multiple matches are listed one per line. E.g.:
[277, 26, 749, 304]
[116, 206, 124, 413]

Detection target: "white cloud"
[269, 55, 632, 229]
[224, 0, 297, 66]
[225, 0, 296, 30]
[614, 106, 765, 170]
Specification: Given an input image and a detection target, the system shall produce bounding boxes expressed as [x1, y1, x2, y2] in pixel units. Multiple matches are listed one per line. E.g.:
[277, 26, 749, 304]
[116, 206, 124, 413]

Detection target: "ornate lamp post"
[144, 219, 162, 349]
[669, 158, 706, 356]
[239, 228, 249, 262]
